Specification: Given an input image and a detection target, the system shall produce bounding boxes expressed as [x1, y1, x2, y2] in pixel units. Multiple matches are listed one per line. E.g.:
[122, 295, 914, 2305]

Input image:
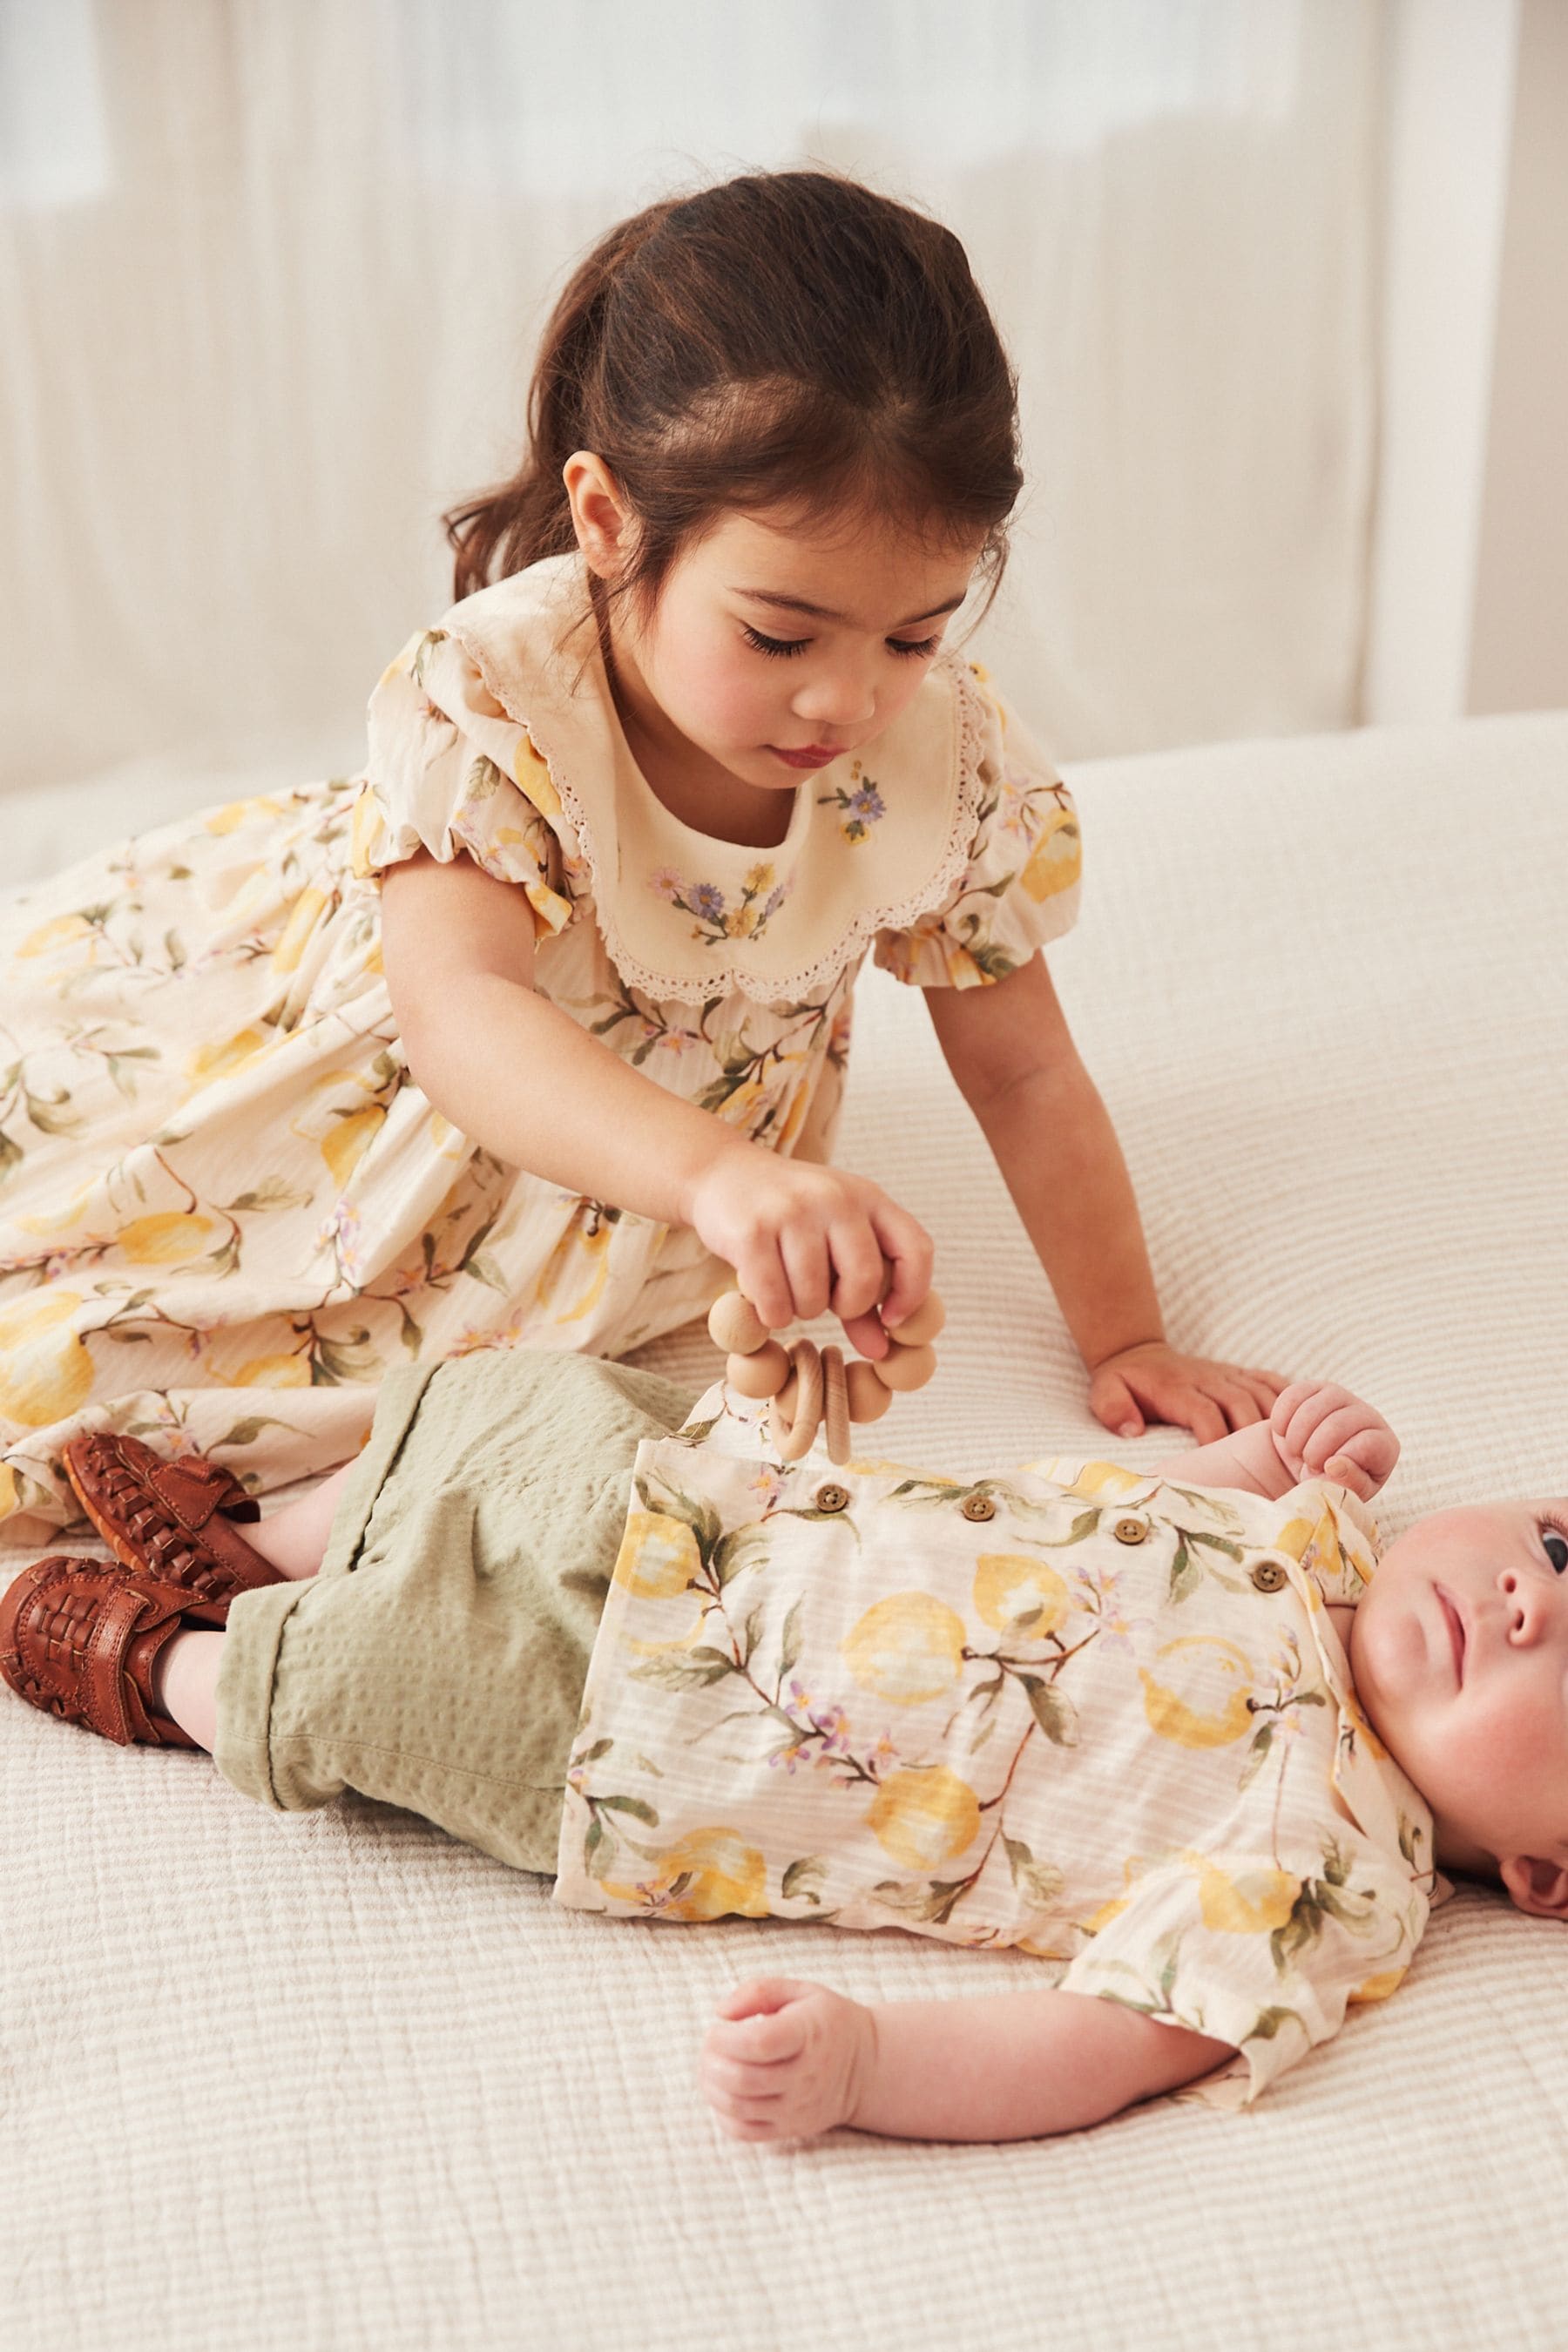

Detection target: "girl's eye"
[887, 635, 941, 659]
[742, 625, 808, 659]
[1543, 1526, 1568, 1573]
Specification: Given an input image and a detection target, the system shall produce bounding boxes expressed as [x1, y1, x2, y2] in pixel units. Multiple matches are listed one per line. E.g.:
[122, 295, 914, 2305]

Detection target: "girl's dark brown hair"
[444, 171, 1021, 614]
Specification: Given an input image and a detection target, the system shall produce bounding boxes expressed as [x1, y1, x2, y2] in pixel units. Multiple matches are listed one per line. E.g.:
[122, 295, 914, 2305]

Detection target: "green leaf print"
[1003, 1836, 1065, 1909]
[630, 1649, 735, 1692]
[596, 1795, 659, 1825]
[1167, 1539, 1201, 1604]
[781, 1857, 828, 1905]
[1020, 1674, 1079, 1747]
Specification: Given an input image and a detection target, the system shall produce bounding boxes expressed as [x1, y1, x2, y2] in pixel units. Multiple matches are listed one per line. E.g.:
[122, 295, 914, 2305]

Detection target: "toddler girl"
[0, 170, 1280, 1547]
[7, 1346, 1561, 2141]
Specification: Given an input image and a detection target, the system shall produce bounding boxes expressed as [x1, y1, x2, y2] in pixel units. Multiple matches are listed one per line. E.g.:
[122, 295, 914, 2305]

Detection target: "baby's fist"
[1269, 1381, 1399, 1500]
[700, 1977, 873, 2143]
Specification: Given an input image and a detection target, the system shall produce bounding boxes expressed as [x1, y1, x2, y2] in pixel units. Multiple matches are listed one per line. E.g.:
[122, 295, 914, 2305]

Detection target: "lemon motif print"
[842, 1592, 968, 1705]
[1139, 1635, 1257, 1748]
[867, 1767, 981, 1870]
[1183, 1852, 1301, 1935]
[117, 1213, 215, 1266]
[610, 1828, 768, 1922]
[611, 1510, 701, 1599]
[972, 1552, 1071, 1635]
[1018, 801, 1082, 902]
[0, 1291, 95, 1428]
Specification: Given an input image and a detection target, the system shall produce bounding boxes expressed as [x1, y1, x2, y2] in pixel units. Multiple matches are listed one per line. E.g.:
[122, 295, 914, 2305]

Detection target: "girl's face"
[569, 463, 985, 824]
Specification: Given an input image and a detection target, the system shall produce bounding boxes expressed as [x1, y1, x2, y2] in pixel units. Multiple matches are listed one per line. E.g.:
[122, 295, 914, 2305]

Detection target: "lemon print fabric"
[558, 1397, 1439, 2104]
[842, 1592, 968, 1704]
[0, 560, 1079, 1543]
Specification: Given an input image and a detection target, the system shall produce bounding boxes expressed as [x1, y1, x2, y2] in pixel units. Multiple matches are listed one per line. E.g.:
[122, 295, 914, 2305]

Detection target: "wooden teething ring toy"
[706, 1286, 945, 1466]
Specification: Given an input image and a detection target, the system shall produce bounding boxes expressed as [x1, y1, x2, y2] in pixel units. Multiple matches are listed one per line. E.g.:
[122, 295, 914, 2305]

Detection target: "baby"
[6, 1348, 1565, 2144]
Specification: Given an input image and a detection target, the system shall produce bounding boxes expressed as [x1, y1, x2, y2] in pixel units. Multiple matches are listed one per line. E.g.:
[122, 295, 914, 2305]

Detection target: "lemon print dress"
[556, 1381, 1442, 2105]
[0, 553, 1080, 1544]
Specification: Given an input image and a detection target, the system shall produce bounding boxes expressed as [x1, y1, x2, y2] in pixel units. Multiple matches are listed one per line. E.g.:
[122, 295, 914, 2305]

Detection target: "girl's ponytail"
[445, 200, 677, 601]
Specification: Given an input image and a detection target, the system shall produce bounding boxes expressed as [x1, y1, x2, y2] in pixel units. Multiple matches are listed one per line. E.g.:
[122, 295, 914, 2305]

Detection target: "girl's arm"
[379, 853, 930, 1341]
[701, 1977, 1233, 2143]
[926, 954, 1283, 1441]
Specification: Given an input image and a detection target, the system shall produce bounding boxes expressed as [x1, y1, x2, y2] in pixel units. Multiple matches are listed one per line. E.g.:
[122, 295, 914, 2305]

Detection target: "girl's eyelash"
[743, 625, 808, 659]
[741, 625, 942, 661]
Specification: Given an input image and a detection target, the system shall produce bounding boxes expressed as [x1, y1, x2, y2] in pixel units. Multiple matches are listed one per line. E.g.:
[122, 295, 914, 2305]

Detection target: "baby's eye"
[887, 634, 941, 659]
[1543, 1526, 1568, 1573]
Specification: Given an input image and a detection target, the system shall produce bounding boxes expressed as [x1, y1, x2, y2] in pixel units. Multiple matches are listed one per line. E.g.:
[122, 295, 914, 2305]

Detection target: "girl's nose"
[792, 666, 877, 733]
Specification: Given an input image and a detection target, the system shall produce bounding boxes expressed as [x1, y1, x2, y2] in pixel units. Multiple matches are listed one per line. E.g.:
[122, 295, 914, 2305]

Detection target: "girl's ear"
[563, 451, 635, 578]
[1499, 1854, 1568, 1919]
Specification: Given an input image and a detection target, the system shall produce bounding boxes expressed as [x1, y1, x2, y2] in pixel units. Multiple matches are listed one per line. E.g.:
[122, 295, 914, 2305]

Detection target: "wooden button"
[814, 1483, 850, 1514]
[1112, 1515, 1148, 1545]
[961, 1493, 997, 1523]
[1251, 1559, 1288, 1593]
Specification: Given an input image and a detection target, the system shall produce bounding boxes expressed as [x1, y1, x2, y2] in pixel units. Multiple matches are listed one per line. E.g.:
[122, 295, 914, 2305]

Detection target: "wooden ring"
[771, 1339, 823, 1463]
[821, 1345, 850, 1465]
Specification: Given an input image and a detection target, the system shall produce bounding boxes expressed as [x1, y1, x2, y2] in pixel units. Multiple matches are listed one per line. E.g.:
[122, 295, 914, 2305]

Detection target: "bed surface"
[4, 710, 1567, 2351]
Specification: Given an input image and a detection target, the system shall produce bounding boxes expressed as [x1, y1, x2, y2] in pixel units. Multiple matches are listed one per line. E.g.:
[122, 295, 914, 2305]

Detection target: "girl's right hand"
[684, 1147, 933, 1358]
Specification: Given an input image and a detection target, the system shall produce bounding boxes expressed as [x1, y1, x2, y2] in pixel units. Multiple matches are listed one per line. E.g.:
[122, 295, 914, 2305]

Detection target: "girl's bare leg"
[244, 1459, 356, 1581]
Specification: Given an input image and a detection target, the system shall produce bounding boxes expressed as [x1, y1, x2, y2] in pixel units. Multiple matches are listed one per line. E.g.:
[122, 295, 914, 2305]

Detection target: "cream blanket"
[4, 711, 1566, 2350]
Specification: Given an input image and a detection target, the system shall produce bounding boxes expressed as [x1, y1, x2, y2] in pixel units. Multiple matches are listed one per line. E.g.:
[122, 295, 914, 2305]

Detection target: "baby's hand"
[700, 1977, 874, 2143]
[684, 1152, 932, 1359]
[1269, 1381, 1399, 1499]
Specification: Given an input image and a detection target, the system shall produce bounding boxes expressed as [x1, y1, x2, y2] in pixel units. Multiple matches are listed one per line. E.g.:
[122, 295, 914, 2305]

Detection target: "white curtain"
[0, 0, 1382, 801]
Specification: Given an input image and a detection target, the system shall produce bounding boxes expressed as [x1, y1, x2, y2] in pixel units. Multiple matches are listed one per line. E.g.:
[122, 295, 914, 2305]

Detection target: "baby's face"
[1350, 1500, 1568, 1910]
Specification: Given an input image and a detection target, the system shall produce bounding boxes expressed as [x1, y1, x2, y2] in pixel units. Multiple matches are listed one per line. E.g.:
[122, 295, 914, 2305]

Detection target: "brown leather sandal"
[63, 1430, 282, 1627]
[1, 1557, 202, 1748]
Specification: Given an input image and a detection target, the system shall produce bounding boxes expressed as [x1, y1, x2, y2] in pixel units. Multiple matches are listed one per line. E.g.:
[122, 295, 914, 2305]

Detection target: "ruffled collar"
[443, 554, 987, 1006]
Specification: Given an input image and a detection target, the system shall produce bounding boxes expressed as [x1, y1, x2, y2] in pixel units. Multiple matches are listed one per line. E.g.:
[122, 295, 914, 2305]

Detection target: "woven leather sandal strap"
[143, 1454, 260, 1528]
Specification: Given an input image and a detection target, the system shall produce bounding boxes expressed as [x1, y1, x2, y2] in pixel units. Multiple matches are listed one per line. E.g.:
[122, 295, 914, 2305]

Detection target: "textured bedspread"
[4, 711, 1567, 2350]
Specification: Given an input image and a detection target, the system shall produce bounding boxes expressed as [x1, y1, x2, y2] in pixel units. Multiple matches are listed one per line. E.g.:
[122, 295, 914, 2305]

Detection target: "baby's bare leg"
[154, 1629, 224, 1750]
[153, 1460, 355, 1747]
[245, 1460, 355, 1581]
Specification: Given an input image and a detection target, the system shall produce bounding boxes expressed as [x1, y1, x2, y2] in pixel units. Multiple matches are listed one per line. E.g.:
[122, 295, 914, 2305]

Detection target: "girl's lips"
[768, 746, 841, 770]
[1436, 1585, 1467, 1686]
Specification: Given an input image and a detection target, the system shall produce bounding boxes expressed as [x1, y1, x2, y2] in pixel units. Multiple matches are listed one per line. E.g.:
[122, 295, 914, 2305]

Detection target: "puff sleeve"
[351, 627, 576, 939]
[874, 675, 1082, 989]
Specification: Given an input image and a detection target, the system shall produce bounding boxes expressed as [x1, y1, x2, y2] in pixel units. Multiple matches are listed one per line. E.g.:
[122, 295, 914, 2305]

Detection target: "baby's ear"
[1499, 1855, 1568, 1920]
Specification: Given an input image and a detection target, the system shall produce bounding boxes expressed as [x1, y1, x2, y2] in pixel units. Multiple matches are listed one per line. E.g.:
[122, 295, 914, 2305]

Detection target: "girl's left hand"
[1089, 1342, 1288, 1445]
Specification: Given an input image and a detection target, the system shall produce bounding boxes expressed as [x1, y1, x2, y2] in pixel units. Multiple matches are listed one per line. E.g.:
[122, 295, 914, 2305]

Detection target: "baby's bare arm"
[1152, 1381, 1400, 1503]
[701, 1976, 1232, 2143]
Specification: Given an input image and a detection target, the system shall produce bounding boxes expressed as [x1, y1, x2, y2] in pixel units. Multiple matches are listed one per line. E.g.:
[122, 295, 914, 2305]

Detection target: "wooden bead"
[845, 1360, 893, 1423]
[707, 1290, 768, 1355]
[727, 1340, 791, 1398]
[821, 1345, 850, 1465]
[771, 1339, 822, 1463]
[870, 1340, 936, 1393]
[885, 1289, 945, 1348]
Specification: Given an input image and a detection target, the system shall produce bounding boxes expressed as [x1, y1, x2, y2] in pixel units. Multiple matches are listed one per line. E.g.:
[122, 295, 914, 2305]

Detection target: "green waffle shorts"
[213, 1349, 696, 1873]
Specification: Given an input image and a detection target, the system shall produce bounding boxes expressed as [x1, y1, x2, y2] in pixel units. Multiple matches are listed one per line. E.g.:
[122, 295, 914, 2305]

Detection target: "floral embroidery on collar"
[650, 859, 792, 945]
[818, 760, 886, 843]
